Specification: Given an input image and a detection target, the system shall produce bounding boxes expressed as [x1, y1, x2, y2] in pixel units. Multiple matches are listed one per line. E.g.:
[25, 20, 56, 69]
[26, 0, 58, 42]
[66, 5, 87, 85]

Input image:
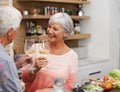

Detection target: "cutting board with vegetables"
[75, 69, 120, 92]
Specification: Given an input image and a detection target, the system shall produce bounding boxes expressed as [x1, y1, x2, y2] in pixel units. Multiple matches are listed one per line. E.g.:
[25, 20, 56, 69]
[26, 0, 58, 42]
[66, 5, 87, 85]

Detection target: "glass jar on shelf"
[77, 5, 84, 16]
[74, 21, 80, 34]
[36, 25, 42, 36]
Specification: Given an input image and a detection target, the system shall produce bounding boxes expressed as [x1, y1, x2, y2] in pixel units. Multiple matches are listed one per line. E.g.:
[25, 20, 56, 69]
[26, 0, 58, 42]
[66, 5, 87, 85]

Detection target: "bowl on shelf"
[31, 7, 41, 15]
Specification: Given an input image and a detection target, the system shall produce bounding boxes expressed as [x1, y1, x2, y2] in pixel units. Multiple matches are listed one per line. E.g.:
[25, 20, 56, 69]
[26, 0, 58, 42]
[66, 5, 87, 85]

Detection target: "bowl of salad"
[82, 80, 104, 92]
[83, 84, 104, 92]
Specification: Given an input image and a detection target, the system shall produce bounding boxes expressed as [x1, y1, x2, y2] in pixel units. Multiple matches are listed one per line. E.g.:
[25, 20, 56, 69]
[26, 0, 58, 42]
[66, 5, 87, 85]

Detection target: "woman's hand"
[28, 57, 48, 77]
[33, 56, 48, 69]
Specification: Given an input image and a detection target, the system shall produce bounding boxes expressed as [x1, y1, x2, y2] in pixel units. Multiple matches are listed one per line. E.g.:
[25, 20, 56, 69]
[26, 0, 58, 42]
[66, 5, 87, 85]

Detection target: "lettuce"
[109, 69, 120, 79]
[85, 85, 103, 91]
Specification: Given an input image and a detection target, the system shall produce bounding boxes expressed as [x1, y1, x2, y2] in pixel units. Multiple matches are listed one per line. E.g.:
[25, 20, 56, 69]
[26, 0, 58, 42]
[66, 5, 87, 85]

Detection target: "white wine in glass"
[25, 49, 36, 57]
[38, 40, 50, 68]
[24, 39, 36, 70]
[24, 39, 36, 57]
[39, 40, 50, 57]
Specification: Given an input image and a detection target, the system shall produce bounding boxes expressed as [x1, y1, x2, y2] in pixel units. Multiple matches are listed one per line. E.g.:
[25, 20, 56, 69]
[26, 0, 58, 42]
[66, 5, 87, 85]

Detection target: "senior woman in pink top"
[21, 12, 78, 92]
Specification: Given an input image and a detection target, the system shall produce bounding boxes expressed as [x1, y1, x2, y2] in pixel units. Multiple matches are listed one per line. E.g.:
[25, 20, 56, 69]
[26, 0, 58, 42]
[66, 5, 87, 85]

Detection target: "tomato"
[103, 76, 109, 82]
[98, 83, 105, 88]
[98, 83, 103, 87]
[104, 82, 113, 90]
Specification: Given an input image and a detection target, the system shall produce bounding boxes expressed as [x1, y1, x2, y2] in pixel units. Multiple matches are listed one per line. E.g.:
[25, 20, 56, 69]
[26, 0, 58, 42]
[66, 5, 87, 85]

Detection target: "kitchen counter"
[73, 87, 120, 92]
[104, 88, 120, 92]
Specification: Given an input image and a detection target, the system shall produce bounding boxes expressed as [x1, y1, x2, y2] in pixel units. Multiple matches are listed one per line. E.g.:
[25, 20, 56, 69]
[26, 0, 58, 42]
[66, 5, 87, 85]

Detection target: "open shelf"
[65, 34, 91, 40]
[22, 15, 90, 20]
[17, 0, 90, 4]
[13, 0, 91, 53]
[25, 34, 91, 41]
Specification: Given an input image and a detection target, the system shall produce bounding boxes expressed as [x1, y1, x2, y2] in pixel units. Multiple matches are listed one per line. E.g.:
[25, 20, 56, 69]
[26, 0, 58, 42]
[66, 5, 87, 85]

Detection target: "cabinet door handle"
[89, 71, 101, 75]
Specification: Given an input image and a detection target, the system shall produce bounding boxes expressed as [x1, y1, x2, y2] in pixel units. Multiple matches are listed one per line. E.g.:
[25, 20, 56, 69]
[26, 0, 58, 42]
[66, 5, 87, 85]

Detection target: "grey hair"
[48, 13, 74, 37]
[0, 6, 22, 36]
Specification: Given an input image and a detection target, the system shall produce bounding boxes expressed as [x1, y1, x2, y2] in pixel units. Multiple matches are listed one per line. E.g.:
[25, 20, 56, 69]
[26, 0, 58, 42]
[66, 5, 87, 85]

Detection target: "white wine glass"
[24, 39, 36, 57]
[24, 39, 36, 70]
[38, 40, 50, 68]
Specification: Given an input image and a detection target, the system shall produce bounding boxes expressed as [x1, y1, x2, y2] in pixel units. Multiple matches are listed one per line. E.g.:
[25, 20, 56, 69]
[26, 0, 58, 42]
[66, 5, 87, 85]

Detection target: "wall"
[80, 0, 109, 60]
[109, 0, 120, 69]
[79, 0, 120, 69]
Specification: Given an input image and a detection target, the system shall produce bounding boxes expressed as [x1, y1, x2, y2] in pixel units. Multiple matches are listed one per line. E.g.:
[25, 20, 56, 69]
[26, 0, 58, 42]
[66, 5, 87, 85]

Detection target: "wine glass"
[24, 39, 36, 70]
[24, 39, 36, 57]
[38, 40, 50, 68]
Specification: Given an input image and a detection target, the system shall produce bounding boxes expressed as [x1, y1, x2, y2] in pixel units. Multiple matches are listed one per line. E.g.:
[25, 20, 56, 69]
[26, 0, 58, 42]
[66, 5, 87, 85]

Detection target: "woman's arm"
[21, 56, 48, 83]
[21, 69, 36, 82]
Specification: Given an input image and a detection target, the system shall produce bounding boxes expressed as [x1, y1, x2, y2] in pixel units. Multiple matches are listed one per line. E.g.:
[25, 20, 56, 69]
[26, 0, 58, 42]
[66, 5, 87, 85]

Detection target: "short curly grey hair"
[0, 6, 22, 36]
[48, 13, 74, 37]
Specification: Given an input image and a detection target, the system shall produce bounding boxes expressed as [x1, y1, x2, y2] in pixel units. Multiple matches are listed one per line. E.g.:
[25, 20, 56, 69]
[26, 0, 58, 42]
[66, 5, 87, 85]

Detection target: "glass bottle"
[26, 21, 30, 36]
[51, 77, 69, 92]
[78, 5, 84, 16]
[74, 21, 80, 34]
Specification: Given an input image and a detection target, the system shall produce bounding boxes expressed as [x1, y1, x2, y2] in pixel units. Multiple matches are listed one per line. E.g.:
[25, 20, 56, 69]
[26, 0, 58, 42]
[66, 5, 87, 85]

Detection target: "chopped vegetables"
[85, 85, 103, 91]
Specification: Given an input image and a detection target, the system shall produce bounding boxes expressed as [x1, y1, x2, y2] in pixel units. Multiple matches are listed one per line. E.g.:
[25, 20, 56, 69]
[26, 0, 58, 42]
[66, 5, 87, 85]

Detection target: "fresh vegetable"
[104, 81, 113, 90]
[109, 69, 120, 79]
[113, 80, 120, 88]
[98, 81, 113, 90]
[98, 83, 104, 88]
[103, 76, 109, 82]
[85, 85, 103, 91]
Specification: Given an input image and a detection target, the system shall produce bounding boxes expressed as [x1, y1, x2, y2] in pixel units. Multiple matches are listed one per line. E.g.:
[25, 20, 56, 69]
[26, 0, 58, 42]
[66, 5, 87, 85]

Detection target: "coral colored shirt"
[21, 49, 78, 92]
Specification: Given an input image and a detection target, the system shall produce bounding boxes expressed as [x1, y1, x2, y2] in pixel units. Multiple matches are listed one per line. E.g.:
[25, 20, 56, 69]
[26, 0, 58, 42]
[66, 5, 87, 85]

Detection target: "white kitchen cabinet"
[109, 0, 120, 69]
[75, 58, 110, 87]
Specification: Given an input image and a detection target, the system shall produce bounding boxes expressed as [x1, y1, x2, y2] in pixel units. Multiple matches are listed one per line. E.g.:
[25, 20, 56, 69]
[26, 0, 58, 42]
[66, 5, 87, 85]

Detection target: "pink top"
[21, 49, 78, 92]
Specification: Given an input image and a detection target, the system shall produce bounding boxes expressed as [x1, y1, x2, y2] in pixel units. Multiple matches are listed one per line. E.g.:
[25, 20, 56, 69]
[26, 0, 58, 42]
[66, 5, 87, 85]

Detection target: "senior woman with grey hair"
[21, 13, 78, 92]
[0, 6, 22, 92]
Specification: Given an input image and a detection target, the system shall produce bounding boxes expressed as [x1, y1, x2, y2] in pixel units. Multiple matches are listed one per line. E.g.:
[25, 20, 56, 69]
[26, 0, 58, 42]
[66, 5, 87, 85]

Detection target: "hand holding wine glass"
[24, 39, 36, 70]
[39, 40, 50, 57]
[24, 39, 36, 57]
[35, 40, 50, 68]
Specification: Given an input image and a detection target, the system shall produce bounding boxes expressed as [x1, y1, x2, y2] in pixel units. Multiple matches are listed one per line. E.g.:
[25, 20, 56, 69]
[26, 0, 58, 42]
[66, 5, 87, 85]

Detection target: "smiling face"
[47, 23, 66, 42]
